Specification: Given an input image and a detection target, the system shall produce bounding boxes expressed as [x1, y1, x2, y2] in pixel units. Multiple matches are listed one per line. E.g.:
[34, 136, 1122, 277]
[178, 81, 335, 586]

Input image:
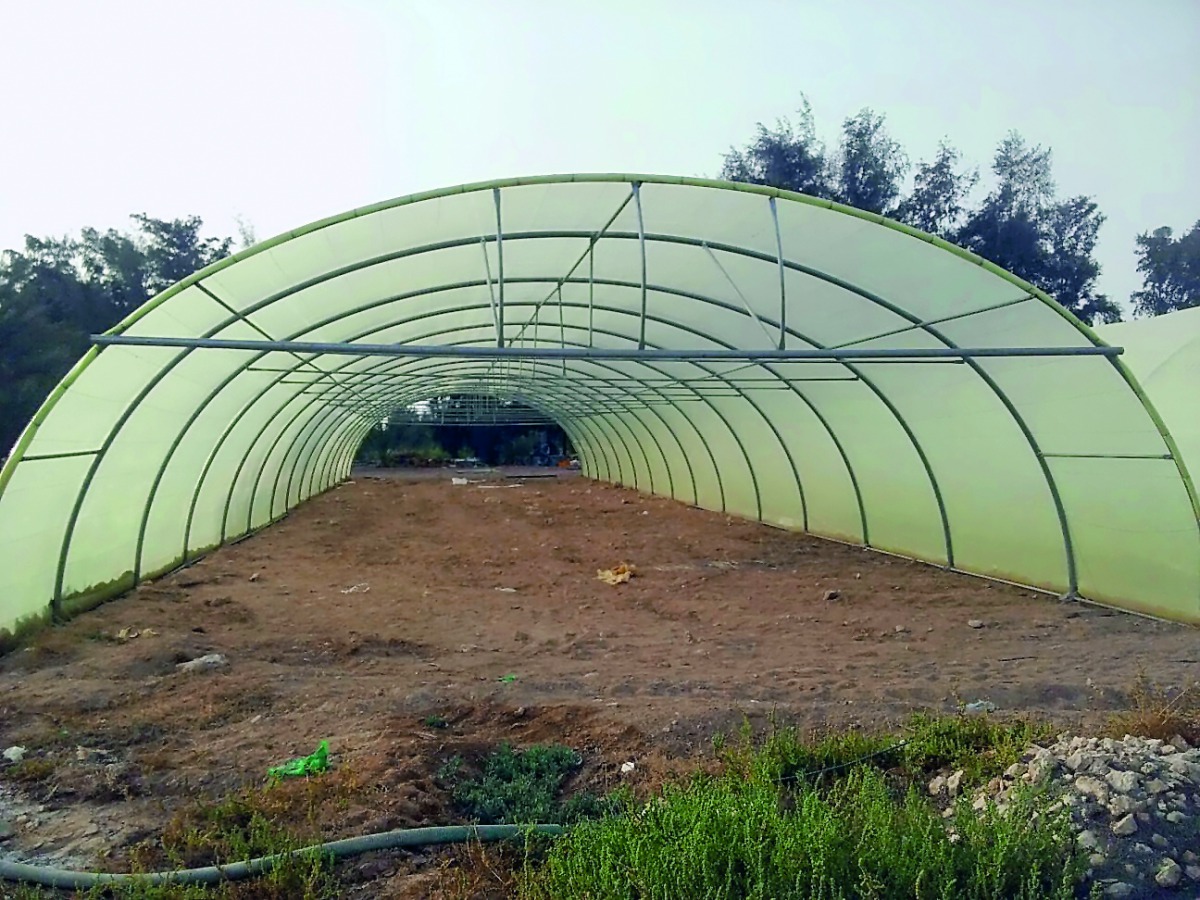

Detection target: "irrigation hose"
[0, 822, 565, 890]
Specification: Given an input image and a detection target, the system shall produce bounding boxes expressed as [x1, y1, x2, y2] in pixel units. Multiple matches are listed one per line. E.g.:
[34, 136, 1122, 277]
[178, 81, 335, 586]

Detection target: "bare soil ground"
[1, 467, 1196, 897]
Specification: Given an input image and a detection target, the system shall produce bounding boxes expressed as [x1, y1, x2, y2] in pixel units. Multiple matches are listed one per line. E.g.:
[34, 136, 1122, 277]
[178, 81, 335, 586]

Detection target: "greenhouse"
[0, 173, 1197, 642]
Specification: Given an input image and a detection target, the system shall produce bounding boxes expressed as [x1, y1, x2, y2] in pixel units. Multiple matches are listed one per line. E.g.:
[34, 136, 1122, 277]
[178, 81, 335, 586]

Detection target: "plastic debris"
[597, 562, 637, 585]
[116, 626, 158, 641]
[176, 653, 228, 673]
[620, 761, 636, 774]
[967, 619, 985, 629]
[340, 583, 370, 594]
[451, 477, 469, 485]
[963, 700, 997, 715]
[2, 746, 27, 764]
[268, 740, 330, 780]
[498, 673, 518, 683]
[495, 587, 517, 593]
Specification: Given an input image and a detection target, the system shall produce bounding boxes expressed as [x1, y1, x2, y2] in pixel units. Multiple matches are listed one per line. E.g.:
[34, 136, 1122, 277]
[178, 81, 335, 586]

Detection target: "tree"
[831, 109, 908, 215]
[895, 141, 978, 239]
[130, 214, 233, 293]
[719, 96, 833, 198]
[1131, 221, 1200, 316]
[0, 215, 233, 456]
[956, 132, 1120, 324]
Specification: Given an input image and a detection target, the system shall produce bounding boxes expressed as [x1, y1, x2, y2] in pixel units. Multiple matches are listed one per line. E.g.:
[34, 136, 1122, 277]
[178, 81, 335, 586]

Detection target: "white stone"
[1106, 770, 1139, 793]
[1146, 778, 1170, 795]
[1137, 811, 1152, 823]
[1183, 850, 1198, 864]
[928, 775, 946, 796]
[1, 746, 25, 764]
[946, 770, 964, 797]
[1166, 810, 1189, 824]
[1077, 830, 1099, 850]
[1108, 795, 1140, 816]
[1102, 882, 1134, 898]
[1184, 864, 1200, 882]
[1111, 814, 1138, 836]
[1075, 775, 1110, 803]
[1155, 859, 1182, 888]
[176, 653, 228, 673]
[1151, 833, 1170, 849]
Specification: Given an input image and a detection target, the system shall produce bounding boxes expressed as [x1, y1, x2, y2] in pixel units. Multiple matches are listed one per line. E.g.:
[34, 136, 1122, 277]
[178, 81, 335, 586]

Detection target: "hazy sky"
[1, 0, 1196, 313]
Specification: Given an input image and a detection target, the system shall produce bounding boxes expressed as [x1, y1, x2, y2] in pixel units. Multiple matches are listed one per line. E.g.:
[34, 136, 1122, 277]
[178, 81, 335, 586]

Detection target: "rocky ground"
[931, 733, 1200, 898]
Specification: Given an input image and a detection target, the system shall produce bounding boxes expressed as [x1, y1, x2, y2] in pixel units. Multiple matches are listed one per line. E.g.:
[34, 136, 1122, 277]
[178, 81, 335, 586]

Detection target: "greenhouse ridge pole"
[91, 334, 1123, 361]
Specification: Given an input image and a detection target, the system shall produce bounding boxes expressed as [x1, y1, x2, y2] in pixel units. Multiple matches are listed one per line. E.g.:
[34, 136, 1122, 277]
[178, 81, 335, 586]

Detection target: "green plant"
[900, 713, 1054, 784]
[520, 764, 1084, 899]
[1, 756, 56, 784]
[440, 743, 606, 826]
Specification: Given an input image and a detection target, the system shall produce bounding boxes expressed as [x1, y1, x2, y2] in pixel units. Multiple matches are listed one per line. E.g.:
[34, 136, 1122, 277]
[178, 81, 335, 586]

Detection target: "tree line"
[2, 102, 1197, 457]
[719, 97, 1199, 324]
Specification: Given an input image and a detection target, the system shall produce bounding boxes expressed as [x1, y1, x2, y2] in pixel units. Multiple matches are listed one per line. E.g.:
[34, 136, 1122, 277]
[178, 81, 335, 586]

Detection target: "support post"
[769, 196, 786, 349]
[493, 188, 504, 348]
[480, 237, 500, 344]
[633, 182, 647, 349]
[588, 238, 595, 347]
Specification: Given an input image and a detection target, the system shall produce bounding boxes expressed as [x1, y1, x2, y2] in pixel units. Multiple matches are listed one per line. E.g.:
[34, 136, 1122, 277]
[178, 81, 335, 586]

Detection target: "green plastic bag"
[268, 740, 330, 780]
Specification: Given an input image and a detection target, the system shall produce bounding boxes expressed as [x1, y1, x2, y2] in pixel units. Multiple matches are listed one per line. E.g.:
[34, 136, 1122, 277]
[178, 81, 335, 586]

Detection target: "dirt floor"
[1, 466, 1197, 897]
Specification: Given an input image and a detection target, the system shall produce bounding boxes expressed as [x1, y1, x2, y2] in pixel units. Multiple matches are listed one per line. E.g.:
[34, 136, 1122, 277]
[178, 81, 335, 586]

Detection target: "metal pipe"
[769, 196, 786, 350]
[633, 182, 647, 349]
[493, 188, 504, 347]
[93, 334, 1123, 361]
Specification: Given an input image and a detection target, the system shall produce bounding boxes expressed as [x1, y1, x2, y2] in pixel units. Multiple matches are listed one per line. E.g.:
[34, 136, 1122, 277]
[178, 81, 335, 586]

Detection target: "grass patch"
[521, 751, 1083, 899]
[438, 742, 616, 825]
[1, 757, 57, 784]
[720, 712, 1054, 792]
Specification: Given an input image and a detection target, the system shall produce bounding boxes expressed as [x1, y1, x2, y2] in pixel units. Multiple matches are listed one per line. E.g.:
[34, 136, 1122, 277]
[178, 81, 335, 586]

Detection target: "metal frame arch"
[179, 307, 734, 569]
[10, 174, 1194, 622]
[277, 342, 700, 507]
[66, 171, 1194, 546]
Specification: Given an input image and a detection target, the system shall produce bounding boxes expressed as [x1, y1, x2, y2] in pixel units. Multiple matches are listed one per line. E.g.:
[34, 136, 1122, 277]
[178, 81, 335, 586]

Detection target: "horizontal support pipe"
[17, 449, 104, 462]
[94, 334, 1123, 361]
[1041, 452, 1174, 460]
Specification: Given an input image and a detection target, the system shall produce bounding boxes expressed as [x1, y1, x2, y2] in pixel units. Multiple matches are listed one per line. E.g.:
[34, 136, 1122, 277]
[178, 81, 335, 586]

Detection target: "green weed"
[520, 765, 1084, 899]
[439, 742, 613, 825]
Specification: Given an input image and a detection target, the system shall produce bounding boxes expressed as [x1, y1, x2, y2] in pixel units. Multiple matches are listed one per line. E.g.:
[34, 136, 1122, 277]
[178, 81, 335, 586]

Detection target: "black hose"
[0, 822, 565, 890]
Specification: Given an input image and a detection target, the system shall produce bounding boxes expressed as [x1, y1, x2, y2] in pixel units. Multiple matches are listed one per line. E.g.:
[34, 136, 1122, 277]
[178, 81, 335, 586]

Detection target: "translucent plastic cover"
[1, 175, 1196, 641]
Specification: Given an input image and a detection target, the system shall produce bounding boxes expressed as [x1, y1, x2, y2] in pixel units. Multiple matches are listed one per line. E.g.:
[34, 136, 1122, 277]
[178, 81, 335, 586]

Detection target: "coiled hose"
[0, 822, 565, 890]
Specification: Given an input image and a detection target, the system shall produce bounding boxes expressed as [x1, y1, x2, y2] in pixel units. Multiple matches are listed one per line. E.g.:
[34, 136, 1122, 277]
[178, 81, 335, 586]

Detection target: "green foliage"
[521, 747, 1083, 899]
[1131, 220, 1200, 316]
[721, 110, 1121, 324]
[716, 713, 1052, 792]
[439, 742, 609, 826]
[899, 713, 1053, 783]
[833, 109, 908, 215]
[0, 215, 233, 455]
[896, 141, 979, 239]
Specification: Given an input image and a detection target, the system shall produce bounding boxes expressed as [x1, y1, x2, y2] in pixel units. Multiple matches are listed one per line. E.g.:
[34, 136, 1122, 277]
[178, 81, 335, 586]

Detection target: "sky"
[0, 0, 1196, 314]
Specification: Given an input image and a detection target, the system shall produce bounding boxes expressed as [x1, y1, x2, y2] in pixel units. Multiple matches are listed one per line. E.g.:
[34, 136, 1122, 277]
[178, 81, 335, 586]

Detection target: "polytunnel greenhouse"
[1, 174, 1197, 643]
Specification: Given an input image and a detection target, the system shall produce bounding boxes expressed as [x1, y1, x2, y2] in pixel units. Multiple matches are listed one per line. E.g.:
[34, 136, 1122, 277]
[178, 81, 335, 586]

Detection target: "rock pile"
[933, 734, 1200, 898]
